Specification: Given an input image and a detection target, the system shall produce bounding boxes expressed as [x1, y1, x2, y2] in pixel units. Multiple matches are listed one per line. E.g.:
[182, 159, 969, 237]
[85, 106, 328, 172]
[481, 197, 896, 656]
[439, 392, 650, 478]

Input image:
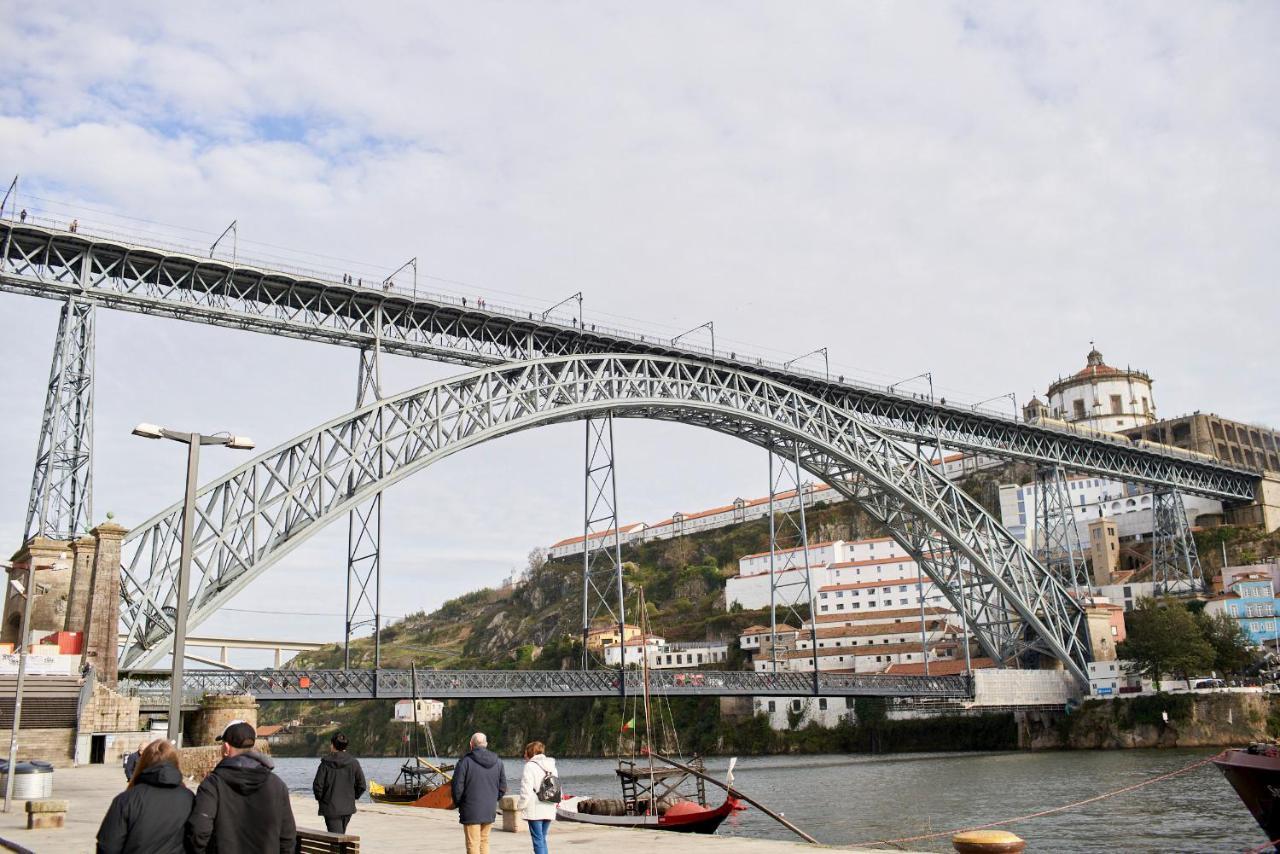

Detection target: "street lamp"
[131, 424, 255, 746]
[2, 558, 60, 813]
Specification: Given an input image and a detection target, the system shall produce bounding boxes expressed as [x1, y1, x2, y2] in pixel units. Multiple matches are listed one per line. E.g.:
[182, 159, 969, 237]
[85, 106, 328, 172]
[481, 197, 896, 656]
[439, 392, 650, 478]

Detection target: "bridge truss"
[0, 220, 1256, 554]
[122, 667, 973, 704]
[113, 354, 1094, 683]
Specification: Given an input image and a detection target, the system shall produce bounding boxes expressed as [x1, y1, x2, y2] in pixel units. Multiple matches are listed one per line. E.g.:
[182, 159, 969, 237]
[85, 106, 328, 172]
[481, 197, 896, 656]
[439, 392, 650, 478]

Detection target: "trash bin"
[0, 760, 54, 798]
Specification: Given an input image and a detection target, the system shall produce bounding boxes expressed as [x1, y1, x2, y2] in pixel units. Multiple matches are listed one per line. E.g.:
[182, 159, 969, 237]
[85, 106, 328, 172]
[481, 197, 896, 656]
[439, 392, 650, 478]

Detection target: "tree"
[1117, 597, 1215, 689]
[1194, 610, 1256, 676]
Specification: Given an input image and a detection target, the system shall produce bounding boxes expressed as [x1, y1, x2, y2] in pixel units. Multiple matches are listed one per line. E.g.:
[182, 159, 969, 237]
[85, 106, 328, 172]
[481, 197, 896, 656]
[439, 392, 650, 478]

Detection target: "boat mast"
[410, 661, 420, 762]
[638, 588, 657, 812]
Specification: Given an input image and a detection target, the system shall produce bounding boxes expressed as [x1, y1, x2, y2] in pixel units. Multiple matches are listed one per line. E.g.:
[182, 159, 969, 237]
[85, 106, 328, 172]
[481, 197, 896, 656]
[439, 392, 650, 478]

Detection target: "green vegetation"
[1117, 597, 1256, 688]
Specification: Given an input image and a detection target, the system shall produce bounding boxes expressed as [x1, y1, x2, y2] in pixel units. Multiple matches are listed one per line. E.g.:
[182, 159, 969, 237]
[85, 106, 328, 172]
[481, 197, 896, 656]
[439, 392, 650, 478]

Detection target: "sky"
[0, 2, 1277, 664]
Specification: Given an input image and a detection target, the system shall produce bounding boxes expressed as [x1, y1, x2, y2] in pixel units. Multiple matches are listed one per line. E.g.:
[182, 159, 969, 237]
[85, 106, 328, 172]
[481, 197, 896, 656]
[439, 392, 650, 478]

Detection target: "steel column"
[24, 297, 95, 541]
[344, 344, 383, 668]
[1151, 489, 1205, 594]
[581, 414, 627, 691]
[1033, 465, 1090, 596]
[767, 444, 820, 693]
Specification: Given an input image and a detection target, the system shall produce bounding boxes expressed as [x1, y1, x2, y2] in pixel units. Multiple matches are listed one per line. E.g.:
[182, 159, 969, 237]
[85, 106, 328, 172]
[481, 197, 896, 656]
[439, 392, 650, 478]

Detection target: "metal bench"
[295, 827, 359, 853]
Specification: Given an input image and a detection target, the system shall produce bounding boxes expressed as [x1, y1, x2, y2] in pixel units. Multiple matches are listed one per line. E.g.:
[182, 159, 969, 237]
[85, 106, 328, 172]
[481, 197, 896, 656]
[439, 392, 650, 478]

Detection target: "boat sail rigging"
[368, 662, 455, 809]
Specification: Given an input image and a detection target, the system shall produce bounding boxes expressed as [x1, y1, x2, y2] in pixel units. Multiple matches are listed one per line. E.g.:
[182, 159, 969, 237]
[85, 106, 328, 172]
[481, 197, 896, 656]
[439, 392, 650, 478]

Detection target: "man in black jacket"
[312, 731, 366, 833]
[450, 732, 507, 854]
[186, 720, 296, 854]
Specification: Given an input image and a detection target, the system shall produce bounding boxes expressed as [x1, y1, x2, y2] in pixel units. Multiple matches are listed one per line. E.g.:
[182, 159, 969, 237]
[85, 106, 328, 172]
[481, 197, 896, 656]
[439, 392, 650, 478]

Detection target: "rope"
[1244, 837, 1280, 854]
[853, 751, 1224, 848]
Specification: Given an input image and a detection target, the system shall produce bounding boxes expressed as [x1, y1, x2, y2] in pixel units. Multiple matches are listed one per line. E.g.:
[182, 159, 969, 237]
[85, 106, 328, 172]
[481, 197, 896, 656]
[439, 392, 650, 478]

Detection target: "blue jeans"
[528, 818, 550, 854]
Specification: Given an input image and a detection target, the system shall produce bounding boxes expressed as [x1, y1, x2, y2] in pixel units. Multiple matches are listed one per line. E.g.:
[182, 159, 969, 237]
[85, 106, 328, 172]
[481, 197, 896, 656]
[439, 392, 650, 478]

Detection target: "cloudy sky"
[1, 3, 1276, 661]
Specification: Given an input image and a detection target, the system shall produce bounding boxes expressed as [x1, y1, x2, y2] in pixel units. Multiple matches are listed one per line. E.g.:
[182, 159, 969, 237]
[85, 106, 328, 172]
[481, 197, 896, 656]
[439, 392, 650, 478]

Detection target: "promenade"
[0, 764, 898, 852]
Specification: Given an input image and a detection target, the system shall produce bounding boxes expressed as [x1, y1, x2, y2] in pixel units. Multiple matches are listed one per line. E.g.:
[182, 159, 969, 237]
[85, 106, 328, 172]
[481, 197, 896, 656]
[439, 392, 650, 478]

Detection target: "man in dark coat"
[450, 732, 507, 854]
[312, 731, 366, 833]
[97, 759, 193, 853]
[122, 741, 144, 781]
[186, 720, 296, 854]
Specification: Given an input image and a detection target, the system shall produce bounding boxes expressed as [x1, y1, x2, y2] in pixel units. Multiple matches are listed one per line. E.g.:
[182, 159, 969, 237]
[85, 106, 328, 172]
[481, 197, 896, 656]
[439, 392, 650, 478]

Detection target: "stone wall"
[80, 683, 142, 733]
[0, 727, 76, 765]
[1020, 691, 1270, 749]
[190, 695, 259, 747]
[973, 668, 1078, 706]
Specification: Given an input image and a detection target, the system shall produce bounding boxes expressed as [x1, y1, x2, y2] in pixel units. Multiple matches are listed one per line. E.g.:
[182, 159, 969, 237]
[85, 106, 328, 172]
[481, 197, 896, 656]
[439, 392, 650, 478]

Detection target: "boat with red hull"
[1213, 744, 1280, 848]
[557, 791, 740, 833]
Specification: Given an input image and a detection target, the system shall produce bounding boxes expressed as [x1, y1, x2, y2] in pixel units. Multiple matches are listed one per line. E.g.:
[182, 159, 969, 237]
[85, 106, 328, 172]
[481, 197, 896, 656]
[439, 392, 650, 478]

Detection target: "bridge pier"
[2, 537, 72, 644]
[189, 694, 259, 747]
[1225, 470, 1280, 533]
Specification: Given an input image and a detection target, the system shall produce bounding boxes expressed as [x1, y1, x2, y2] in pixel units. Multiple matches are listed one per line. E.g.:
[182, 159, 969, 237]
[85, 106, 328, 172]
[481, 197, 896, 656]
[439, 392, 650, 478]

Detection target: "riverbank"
[1020, 692, 1271, 750]
[0, 764, 880, 852]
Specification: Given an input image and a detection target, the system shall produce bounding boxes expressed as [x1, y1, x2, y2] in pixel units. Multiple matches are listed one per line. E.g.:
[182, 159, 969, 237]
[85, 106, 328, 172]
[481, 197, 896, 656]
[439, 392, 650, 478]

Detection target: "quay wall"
[1018, 692, 1270, 750]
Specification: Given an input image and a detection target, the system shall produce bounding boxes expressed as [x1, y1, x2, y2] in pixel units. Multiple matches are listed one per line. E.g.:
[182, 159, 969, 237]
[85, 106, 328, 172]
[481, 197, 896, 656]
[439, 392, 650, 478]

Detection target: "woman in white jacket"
[518, 740, 558, 854]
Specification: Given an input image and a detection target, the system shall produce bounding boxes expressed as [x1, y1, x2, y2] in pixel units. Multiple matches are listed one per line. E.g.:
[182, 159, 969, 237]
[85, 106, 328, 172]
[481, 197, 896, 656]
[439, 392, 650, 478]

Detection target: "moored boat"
[369, 662, 455, 810]
[1213, 743, 1280, 847]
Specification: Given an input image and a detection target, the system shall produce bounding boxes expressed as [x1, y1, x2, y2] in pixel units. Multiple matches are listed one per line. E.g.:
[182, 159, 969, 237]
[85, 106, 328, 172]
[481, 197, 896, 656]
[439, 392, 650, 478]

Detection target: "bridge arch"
[118, 355, 1090, 680]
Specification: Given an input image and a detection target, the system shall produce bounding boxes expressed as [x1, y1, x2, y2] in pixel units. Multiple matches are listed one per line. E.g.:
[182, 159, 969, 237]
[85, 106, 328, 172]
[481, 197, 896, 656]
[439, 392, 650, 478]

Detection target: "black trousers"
[325, 814, 352, 833]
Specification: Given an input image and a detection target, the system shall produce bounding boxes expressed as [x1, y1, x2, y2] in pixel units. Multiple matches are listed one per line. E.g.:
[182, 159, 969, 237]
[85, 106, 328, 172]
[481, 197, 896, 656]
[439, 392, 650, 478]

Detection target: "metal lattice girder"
[119, 668, 974, 703]
[1151, 489, 1205, 595]
[581, 414, 626, 670]
[344, 345, 383, 668]
[0, 222, 1257, 502]
[767, 445, 819, 680]
[116, 354, 1092, 683]
[24, 296, 94, 541]
[1034, 466, 1091, 595]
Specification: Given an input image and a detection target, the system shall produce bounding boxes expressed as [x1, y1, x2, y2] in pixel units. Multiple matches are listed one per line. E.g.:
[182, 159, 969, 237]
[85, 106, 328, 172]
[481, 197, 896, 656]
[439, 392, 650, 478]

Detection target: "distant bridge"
[121, 668, 973, 709]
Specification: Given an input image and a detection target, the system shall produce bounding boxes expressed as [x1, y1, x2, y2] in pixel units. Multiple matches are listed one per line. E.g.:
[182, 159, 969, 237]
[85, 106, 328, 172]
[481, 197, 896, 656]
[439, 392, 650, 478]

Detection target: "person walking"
[122, 740, 145, 781]
[450, 732, 507, 854]
[311, 731, 366, 834]
[96, 739, 193, 854]
[186, 720, 296, 854]
[518, 741, 558, 854]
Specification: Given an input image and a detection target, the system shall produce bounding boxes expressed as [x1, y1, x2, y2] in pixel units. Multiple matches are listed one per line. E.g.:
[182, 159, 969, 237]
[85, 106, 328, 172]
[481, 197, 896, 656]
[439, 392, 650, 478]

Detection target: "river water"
[274, 749, 1262, 852]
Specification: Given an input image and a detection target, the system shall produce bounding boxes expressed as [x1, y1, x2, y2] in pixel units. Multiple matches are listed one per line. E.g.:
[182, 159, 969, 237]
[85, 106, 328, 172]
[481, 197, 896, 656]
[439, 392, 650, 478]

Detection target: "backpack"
[534, 759, 561, 803]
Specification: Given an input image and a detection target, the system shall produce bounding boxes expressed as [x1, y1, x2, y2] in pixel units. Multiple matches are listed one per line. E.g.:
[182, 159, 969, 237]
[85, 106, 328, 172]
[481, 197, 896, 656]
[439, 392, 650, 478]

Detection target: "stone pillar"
[82, 521, 128, 687]
[64, 535, 98, 633]
[1225, 471, 1280, 534]
[2, 538, 73, 645]
[190, 694, 259, 747]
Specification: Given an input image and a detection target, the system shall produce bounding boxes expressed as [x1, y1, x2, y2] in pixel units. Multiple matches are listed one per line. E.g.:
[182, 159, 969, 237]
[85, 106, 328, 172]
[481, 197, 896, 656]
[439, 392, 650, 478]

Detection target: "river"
[273, 749, 1262, 852]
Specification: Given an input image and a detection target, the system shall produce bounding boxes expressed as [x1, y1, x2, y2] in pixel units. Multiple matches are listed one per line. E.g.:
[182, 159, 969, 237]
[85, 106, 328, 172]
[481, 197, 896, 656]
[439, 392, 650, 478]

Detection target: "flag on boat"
[621, 717, 636, 732]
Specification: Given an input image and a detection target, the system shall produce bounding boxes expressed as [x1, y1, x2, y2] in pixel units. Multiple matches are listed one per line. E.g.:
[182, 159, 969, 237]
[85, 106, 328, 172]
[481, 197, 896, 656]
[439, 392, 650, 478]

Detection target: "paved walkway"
[0, 763, 902, 852]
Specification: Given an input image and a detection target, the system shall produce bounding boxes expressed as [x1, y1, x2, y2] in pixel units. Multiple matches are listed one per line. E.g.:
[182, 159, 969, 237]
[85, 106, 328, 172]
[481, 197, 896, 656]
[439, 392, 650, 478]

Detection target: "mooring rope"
[852, 751, 1225, 848]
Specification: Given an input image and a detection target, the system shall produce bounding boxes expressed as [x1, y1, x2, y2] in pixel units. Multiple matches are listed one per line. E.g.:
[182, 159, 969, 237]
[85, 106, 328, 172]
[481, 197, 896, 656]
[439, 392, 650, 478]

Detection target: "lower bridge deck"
[120, 668, 974, 708]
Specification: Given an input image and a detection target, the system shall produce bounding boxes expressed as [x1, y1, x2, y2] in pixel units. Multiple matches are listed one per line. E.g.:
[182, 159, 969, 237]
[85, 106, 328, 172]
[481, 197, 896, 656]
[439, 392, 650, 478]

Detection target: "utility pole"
[3, 560, 35, 813]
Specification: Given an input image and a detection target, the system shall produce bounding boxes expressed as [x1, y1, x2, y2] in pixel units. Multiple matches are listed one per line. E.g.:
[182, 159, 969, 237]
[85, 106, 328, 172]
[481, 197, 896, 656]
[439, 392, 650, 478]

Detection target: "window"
[819, 699, 828, 711]
[1110, 395, 1122, 415]
[1073, 400, 1086, 420]
[768, 701, 776, 712]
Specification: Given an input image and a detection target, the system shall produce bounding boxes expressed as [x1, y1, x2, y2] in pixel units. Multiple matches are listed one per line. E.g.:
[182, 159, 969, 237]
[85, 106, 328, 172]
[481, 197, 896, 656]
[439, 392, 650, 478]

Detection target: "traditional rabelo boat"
[369, 663, 455, 809]
[556, 589, 742, 834]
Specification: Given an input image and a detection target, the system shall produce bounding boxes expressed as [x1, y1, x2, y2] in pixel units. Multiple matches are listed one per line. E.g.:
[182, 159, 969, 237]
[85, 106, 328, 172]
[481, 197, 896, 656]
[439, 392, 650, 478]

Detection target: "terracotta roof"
[549, 523, 645, 549]
[820, 576, 926, 593]
[739, 624, 798, 636]
[810, 619, 959, 640]
[783, 639, 956, 660]
[257, 725, 284, 737]
[825, 555, 915, 571]
[739, 540, 841, 562]
[813, 606, 952, 624]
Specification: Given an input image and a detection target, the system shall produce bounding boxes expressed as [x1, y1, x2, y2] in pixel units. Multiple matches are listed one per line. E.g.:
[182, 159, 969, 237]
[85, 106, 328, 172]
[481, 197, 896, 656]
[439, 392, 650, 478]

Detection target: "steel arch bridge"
[117, 354, 1091, 682]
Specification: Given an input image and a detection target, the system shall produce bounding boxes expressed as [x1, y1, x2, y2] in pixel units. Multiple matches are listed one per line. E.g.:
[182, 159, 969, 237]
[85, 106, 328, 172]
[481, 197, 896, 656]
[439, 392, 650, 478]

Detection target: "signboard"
[0, 653, 72, 675]
[1096, 686, 1114, 696]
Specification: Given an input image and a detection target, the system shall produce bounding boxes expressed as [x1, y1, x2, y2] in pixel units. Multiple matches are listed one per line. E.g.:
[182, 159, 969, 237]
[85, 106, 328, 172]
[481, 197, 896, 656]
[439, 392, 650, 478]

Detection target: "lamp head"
[131, 423, 164, 439]
[227, 436, 255, 451]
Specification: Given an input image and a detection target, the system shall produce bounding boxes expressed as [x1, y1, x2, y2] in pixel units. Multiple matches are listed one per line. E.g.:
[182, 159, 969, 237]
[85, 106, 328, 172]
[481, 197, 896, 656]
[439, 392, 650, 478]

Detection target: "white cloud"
[0, 2, 1276, 646]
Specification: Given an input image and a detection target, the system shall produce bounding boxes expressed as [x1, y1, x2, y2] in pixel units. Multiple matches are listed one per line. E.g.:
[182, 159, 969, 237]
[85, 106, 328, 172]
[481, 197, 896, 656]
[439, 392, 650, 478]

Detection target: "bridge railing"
[120, 668, 974, 701]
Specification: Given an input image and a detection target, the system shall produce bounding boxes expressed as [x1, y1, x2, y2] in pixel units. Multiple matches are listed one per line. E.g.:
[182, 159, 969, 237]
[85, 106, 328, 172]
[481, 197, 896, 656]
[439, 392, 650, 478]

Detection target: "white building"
[1087, 660, 1141, 697]
[602, 634, 666, 667]
[1093, 580, 1159, 611]
[726, 537, 921, 611]
[648, 641, 729, 669]
[1042, 345, 1157, 432]
[394, 698, 444, 723]
[752, 695, 856, 729]
[997, 476, 1221, 550]
[546, 454, 1004, 560]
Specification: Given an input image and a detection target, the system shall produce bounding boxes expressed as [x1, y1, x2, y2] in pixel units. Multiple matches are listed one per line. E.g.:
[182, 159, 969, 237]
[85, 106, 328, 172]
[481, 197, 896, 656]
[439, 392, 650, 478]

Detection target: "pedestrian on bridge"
[518, 740, 559, 854]
[311, 731, 366, 834]
[96, 738, 193, 854]
[451, 731, 507, 854]
[186, 720, 296, 854]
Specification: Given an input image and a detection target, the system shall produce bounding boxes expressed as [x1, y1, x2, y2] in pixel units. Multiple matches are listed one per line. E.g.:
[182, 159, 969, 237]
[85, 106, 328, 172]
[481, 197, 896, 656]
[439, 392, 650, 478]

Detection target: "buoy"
[951, 829, 1027, 854]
